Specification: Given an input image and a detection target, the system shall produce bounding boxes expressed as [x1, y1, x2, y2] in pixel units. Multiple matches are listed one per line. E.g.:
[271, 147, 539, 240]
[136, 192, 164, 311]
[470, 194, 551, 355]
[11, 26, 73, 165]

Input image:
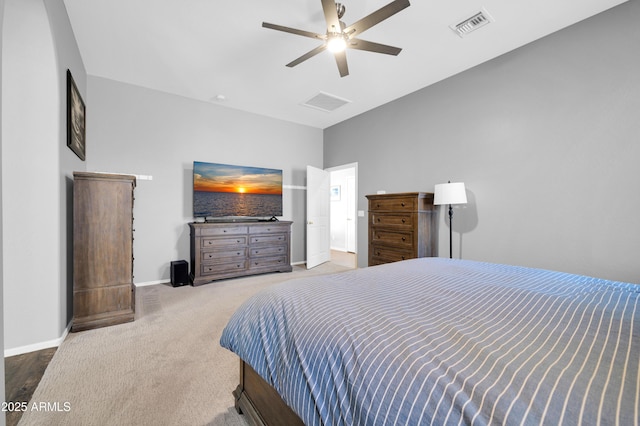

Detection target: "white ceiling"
[63, 0, 628, 129]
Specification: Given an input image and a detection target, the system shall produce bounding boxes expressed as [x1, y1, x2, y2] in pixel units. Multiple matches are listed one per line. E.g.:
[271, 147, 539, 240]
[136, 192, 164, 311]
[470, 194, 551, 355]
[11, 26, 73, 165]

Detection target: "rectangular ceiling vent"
[450, 9, 493, 37]
[302, 92, 351, 113]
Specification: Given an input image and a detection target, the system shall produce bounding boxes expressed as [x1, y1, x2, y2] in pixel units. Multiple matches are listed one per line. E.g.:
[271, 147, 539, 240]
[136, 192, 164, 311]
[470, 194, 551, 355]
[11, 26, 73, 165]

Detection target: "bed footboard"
[234, 359, 304, 426]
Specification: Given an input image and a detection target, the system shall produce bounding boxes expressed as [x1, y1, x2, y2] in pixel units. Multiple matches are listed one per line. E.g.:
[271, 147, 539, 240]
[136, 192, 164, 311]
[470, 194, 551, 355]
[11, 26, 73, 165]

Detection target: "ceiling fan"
[262, 0, 410, 77]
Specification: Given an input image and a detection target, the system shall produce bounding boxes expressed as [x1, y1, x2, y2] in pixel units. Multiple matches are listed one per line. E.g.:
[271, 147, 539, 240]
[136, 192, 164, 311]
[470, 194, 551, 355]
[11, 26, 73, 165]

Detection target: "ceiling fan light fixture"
[327, 33, 347, 53]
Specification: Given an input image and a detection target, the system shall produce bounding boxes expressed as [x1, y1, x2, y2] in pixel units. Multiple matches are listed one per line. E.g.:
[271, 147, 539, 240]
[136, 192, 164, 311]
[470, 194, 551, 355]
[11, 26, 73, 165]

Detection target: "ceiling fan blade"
[320, 0, 342, 33]
[262, 22, 325, 41]
[286, 44, 327, 68]
[334, 50, 349, 77]
[348, 38, 402, 56]
[343, 0, 410, 37]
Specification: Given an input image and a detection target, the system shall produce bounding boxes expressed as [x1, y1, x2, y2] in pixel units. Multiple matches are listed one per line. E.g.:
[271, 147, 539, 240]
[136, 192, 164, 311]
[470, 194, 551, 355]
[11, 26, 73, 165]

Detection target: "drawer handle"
[223, 230, 227, 233]
[402, 256, 406, 260]
[402, 237, 406, 242]
[255, 250, 259, 254]
[237, 240, 241, 243]
[208, 241, 212, 245]
[401, 202, 405, 207]
[402, 219, 405, 223]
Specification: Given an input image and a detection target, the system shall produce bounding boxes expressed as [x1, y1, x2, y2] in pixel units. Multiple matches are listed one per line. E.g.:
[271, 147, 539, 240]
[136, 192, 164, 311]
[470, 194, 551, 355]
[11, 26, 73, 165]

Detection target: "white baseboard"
[5, 324, 70, 357]
[134, 279, 171, 287]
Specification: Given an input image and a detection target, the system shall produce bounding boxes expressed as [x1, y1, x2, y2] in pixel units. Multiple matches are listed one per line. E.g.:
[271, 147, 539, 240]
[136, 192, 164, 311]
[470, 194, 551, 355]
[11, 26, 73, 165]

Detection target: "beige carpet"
[19, 262, 352, 426]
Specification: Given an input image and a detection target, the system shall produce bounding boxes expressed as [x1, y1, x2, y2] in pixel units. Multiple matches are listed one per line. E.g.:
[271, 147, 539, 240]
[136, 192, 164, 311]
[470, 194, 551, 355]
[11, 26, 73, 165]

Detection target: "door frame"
[327, 162, 358, 261]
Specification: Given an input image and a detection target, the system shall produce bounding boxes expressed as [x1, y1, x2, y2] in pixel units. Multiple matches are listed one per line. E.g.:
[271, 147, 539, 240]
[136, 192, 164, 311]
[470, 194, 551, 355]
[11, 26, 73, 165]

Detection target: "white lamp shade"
[434, 182, 467, 205]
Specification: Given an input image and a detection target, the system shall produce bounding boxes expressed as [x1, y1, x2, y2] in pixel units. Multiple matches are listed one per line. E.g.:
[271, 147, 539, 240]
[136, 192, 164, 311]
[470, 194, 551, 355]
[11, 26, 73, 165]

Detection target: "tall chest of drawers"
[72, 172, 136, 332]
[189, 221, 293, 285]
[366, 192, 437, 266]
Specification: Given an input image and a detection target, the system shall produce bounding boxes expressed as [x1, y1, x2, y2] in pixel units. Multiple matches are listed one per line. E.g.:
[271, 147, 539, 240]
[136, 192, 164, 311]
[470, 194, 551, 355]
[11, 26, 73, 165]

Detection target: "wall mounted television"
[193, 161, 283, 221]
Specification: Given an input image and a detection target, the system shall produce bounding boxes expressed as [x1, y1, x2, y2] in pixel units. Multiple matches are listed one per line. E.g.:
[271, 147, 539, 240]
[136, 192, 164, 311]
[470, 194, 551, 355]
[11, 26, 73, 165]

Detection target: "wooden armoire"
[72, 172, 136, 332]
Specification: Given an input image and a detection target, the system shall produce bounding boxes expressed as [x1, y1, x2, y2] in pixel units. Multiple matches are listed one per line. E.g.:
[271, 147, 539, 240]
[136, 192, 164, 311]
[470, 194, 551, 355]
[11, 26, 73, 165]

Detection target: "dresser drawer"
[250, 246, 287, 258]
[201, 236, 248, 248]
[369, 196, 416, 212]
[201, 248, 247, 263]
[370, 246, 415, 264]
[370, 213, 414, 228]
[249, 255, 288, 270]
[249, 224, 289, 234]
[201, 261, 247, 275]
[250, 233, 288, 245]
[371, 229, 414, 248]
[197, 225, 248, 236]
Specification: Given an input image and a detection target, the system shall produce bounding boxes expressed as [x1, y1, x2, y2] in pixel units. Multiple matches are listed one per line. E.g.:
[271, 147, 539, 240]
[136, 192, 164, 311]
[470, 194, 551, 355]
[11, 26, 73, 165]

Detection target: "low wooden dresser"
[366, 192, 437, 266]
[189, 221, 293, 285]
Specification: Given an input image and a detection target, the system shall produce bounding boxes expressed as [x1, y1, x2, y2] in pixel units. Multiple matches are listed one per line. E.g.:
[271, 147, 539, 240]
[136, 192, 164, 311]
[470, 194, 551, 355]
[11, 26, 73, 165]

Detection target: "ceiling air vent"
[450, 9, 493, 37]
[302, 92, 351, 113]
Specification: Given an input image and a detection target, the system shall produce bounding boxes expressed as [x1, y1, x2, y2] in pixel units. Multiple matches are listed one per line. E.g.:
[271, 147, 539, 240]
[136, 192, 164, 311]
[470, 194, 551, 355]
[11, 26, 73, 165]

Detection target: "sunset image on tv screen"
[193, 162, 283, 218]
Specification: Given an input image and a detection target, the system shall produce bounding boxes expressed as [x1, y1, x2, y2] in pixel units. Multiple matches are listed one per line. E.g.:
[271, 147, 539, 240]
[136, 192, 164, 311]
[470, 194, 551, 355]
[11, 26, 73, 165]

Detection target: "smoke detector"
[450, 9, 493, 37]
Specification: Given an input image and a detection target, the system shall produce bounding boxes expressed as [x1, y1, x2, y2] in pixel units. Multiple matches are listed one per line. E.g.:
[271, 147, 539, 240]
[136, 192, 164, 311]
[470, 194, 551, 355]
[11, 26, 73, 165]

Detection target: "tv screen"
[193, 161, 283, 219]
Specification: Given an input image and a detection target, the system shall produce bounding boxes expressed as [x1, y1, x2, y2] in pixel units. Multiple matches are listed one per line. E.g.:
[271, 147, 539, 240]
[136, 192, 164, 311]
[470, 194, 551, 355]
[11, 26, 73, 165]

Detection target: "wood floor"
[4, 347, 57, 426]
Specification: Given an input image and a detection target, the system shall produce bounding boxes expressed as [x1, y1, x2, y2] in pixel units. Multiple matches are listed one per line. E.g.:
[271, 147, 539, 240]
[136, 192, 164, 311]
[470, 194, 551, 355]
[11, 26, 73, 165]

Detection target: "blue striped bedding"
[220, 258, 639, 425]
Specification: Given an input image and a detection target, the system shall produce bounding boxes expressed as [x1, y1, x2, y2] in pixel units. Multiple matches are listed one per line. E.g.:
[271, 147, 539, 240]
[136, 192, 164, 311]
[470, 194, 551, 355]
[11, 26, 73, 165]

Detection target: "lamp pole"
[433, 181, 467, 260]
[448, 204, 454, 259]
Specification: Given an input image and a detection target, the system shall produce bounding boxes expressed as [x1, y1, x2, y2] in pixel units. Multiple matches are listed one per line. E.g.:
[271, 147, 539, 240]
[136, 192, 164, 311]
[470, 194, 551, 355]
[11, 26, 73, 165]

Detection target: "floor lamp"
[434, 181, 467, 259]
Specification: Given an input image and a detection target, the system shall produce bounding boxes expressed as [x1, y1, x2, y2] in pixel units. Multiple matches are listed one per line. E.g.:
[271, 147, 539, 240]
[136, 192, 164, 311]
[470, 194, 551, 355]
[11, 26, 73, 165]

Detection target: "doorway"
[328, 163, 358, 268]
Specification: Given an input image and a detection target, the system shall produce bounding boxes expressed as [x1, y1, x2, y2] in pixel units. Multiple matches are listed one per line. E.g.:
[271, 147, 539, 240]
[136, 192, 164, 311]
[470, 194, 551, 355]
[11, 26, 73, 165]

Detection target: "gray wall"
[1, 0, 6, 420]
[2, 0, 85, 353]
[86, 77, 323, 284]
[325, 0, 640, 284]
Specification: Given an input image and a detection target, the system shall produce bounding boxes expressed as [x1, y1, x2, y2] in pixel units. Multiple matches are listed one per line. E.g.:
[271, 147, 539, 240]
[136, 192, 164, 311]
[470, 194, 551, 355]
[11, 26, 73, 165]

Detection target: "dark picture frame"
[67, 70, 86, 161]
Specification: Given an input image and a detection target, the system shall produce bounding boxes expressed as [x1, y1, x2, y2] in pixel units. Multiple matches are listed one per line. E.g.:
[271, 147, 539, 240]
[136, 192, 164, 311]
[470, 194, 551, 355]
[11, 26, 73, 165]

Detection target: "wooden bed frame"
[233, 359, 305, 426]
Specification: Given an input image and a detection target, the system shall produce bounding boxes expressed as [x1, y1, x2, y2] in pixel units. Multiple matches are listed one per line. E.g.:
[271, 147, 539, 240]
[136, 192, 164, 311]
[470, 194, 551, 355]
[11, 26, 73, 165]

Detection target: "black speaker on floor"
[170, 260, 189, 287]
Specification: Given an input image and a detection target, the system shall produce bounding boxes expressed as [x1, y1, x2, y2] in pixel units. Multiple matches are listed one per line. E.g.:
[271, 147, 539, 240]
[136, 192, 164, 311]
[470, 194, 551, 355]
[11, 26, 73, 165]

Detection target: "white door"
[306, 165, 331, 269]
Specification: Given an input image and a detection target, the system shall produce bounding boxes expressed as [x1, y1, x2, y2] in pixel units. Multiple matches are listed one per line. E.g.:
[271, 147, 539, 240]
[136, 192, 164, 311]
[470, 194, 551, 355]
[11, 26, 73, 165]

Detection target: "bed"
[220, 258, 639, 425]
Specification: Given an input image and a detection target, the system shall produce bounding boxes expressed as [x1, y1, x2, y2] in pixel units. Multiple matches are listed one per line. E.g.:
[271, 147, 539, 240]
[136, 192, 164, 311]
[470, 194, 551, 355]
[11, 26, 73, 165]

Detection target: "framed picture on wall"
[67, 69, 86, 161]
[331, 185, 341, 201]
